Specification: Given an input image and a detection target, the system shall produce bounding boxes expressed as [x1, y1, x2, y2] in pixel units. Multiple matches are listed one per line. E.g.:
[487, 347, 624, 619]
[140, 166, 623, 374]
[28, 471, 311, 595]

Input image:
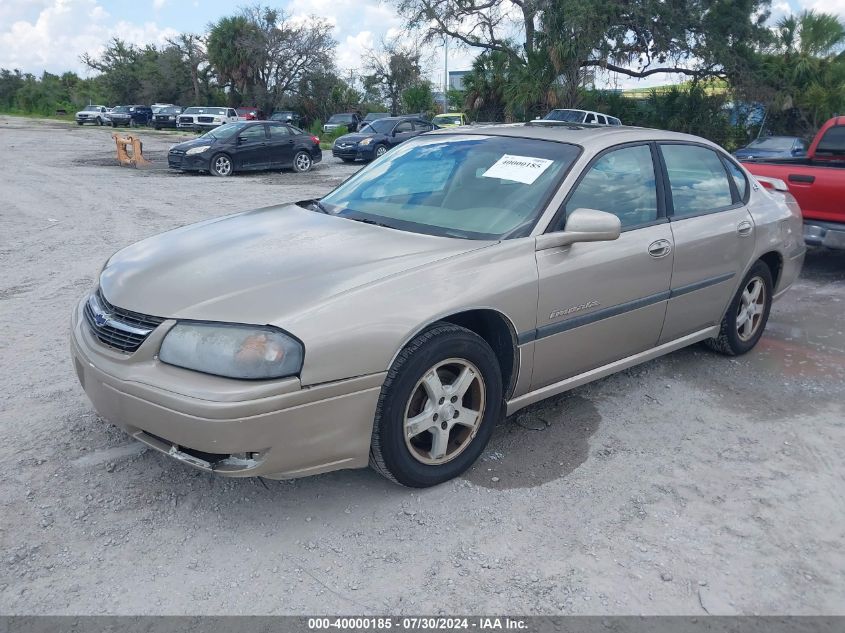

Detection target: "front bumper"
[804, 220, 845, 250]
[332, 144, 374, 161]
[168, 152, 210, 171]
[70, 297, 382, 479]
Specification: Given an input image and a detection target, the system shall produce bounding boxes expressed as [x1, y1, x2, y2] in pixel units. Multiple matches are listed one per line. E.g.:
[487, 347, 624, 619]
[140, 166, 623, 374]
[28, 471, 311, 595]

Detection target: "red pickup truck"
[742, 116, 845, 249]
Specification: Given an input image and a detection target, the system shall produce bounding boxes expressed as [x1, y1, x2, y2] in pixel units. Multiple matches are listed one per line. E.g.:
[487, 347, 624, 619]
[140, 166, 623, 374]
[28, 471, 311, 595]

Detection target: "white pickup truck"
[75, 105, 109, 126]
[177, 107, 239, 131]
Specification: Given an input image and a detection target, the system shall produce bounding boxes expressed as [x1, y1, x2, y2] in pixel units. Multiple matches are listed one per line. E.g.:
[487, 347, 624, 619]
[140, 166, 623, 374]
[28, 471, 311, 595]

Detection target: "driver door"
[531, 143, 674, 390]
[390, 120, 415, 147]
[235, 124, 270, 170]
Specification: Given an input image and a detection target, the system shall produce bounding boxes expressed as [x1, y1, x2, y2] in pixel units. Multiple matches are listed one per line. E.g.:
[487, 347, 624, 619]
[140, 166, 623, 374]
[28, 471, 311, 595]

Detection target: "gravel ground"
[1, 116, 844, 615]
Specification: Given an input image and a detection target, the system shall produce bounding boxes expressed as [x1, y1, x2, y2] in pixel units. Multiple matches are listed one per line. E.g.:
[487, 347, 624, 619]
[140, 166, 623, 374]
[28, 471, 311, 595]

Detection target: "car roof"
[425, 122, 722, 150]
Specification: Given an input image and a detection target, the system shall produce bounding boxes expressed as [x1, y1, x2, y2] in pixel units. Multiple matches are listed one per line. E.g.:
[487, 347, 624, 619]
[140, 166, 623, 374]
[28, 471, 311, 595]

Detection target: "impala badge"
[550, 300, 600, 320]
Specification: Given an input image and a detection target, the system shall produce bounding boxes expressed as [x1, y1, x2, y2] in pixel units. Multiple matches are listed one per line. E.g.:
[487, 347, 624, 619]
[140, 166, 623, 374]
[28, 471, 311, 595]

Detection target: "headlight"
[359, 138, 373, 146]
[213, 117, 223, 122]
[159, 323, 303, 380]
[185, 145, 211, 155]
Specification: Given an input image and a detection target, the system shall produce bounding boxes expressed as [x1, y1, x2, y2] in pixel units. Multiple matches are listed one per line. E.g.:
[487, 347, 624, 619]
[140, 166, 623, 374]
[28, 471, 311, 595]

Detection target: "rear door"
[266, 123, 296, 167]
[657, 143, 756, 343]
[234, 124, 270, 170]
[532, 143, 674, 389]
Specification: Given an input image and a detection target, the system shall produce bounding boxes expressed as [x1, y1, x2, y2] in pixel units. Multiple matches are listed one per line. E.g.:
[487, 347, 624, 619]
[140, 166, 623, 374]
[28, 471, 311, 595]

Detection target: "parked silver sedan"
[70, 124, 805, 487]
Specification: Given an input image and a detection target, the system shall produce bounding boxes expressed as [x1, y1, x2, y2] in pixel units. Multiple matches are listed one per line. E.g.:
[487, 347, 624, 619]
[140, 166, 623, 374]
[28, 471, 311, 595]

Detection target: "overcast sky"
[1, 0, 842, 91]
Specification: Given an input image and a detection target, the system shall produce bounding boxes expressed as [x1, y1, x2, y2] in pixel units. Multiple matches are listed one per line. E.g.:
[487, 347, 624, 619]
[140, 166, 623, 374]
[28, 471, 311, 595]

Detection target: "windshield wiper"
[346, 216, 393, 229]
[298, 199, 329, 214]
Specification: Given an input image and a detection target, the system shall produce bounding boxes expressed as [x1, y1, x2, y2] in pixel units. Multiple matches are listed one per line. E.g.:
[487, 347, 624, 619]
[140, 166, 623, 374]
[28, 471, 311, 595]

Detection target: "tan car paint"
[71, 124, 805, 480]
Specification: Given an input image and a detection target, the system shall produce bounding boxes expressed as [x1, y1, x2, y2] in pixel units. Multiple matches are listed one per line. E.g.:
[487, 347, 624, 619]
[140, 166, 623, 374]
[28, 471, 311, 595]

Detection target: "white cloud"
[152, 0, 167, 10]
[806, 0, 845, 17]
[0, 0, 178, 75]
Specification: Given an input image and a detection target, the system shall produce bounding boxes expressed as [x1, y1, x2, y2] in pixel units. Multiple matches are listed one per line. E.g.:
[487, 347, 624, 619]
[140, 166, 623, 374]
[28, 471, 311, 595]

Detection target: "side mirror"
[535, 208, 622, 250]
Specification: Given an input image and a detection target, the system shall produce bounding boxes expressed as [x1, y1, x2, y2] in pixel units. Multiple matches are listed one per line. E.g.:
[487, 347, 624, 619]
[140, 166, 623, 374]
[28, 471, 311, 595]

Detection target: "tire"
[706, 261, 773, 356]
[76, 121, 83, 126]
[373, 144, 387, 159]
[370, 323, 503, 487]
[209, 153, 234, 177]
[96, 117, 103, 126]
[129, 119, 136, 128]
[154, 127, 161, 131]
[292, 150, 312, 173]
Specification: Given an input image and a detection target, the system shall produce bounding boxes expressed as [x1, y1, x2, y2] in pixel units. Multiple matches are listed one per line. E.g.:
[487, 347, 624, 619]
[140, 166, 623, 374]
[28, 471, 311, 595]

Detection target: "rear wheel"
[706, 261, 773, 356]
[370, 323, 502, 487]
[210, 153, 233, 177]
[293, 151, 312, 173]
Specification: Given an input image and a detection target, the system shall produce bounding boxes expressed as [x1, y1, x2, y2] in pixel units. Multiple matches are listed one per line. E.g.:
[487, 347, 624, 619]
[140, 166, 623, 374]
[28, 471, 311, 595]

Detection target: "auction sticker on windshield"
[482, 154, 554, 184]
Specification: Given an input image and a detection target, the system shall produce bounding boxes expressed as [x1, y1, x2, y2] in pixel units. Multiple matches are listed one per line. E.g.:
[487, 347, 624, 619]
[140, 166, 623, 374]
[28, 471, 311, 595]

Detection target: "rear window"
[816, 126, 845, 157]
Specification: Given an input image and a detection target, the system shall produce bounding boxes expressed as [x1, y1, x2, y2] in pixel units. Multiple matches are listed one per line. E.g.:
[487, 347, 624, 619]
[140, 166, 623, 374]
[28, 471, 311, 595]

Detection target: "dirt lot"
[1, 115, 843, 616]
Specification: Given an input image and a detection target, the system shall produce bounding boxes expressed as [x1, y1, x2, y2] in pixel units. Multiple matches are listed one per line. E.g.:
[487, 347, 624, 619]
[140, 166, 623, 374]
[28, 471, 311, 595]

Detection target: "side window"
[661, 144, 734, 217]
[414, 121, 432, 132]
[816, 126, 845, 156]
[228, 109, 237, 118]
[268, 124, 290, 138]
[239, 125, 266, 142]
[723, 159, 749, 202]
[584, 113, 596, 124]
[560, 144, 658, 230]
[395, 121, 413, 133]
[597, 115, 607, 125]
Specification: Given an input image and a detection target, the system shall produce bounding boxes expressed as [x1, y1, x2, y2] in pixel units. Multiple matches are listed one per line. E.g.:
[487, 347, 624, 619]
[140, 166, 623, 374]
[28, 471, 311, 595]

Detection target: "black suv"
[332, 116, 437, 162]
[152, 106, 184, 129]
[107, 105, 153, 127]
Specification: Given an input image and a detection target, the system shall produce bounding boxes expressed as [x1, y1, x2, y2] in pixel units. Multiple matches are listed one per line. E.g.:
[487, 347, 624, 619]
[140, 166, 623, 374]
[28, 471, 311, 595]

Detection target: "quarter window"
[661, 144, 734, 217]
[561, 144, 658, 229]
[816, 126, 845, 156]
[723, 159, 749, 202]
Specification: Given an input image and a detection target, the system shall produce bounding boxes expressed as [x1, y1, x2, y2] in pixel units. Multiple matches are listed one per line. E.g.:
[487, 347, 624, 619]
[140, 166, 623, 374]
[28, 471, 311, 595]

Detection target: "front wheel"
[292, 150, 312, 173]
[209, 153, 233, 177]
[370, 323, 502, 487]
[706, 261, 773, 356]
[373, 144, 387, 159]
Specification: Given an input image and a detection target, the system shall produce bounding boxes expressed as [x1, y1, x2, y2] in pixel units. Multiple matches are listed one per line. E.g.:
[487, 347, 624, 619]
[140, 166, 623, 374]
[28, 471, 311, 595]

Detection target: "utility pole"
[443, 37, 449, 111]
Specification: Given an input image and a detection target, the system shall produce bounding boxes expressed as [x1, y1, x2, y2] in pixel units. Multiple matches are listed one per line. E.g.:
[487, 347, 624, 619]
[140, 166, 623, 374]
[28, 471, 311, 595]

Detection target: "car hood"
[735, 148, 787, 158]
[99, 204, 490, 325]
[335, 133, 378, 144]
[170, 136, 219, 151]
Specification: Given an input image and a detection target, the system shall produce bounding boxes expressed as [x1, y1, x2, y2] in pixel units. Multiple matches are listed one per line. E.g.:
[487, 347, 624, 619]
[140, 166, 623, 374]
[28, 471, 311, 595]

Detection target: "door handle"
[737, 220, 753, 237]
[648, 239, 672, 258]
[788, 174, 814, 184]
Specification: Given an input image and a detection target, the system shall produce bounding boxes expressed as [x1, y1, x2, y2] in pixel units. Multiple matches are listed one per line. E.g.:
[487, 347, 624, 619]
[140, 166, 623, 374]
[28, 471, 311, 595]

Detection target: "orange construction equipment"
[112, 133, 151, 167]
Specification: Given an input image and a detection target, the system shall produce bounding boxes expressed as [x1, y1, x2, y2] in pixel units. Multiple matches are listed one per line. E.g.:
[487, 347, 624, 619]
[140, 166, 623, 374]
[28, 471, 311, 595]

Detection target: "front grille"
[197, 116, 214, 123]
[178, 116, 193, 123]
[83, 289, 165, 353]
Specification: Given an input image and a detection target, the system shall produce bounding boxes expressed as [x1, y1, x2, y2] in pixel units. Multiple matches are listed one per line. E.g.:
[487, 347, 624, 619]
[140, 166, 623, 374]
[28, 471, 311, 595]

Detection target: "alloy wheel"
[375, 145, 387, 158]
[213, 155, 232, 176]
[295, 152, 312, 172]
[736, 276, 766, 341]
[403, 358, 486, 465]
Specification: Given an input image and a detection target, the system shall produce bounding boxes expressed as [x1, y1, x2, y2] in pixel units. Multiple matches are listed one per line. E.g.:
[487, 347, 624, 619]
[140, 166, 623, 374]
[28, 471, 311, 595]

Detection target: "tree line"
[0, 2, 842, 143]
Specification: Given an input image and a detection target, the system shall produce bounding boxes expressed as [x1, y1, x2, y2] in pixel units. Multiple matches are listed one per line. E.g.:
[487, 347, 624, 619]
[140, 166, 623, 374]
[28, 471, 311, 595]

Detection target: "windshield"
[434, 115, 462, 125]
[271, 112, 293, 120]
[201, 121, 250, 139]
[544, 110, 585, 123]
[83, 106, 101, 112]
[158, 106, 181, 114]
[328, 114, 353, 123]
[747, 137, 796, 150]
[112, 106, 130, 113]
[360, 119, 396, 134]
[320, 135, 579, 240]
